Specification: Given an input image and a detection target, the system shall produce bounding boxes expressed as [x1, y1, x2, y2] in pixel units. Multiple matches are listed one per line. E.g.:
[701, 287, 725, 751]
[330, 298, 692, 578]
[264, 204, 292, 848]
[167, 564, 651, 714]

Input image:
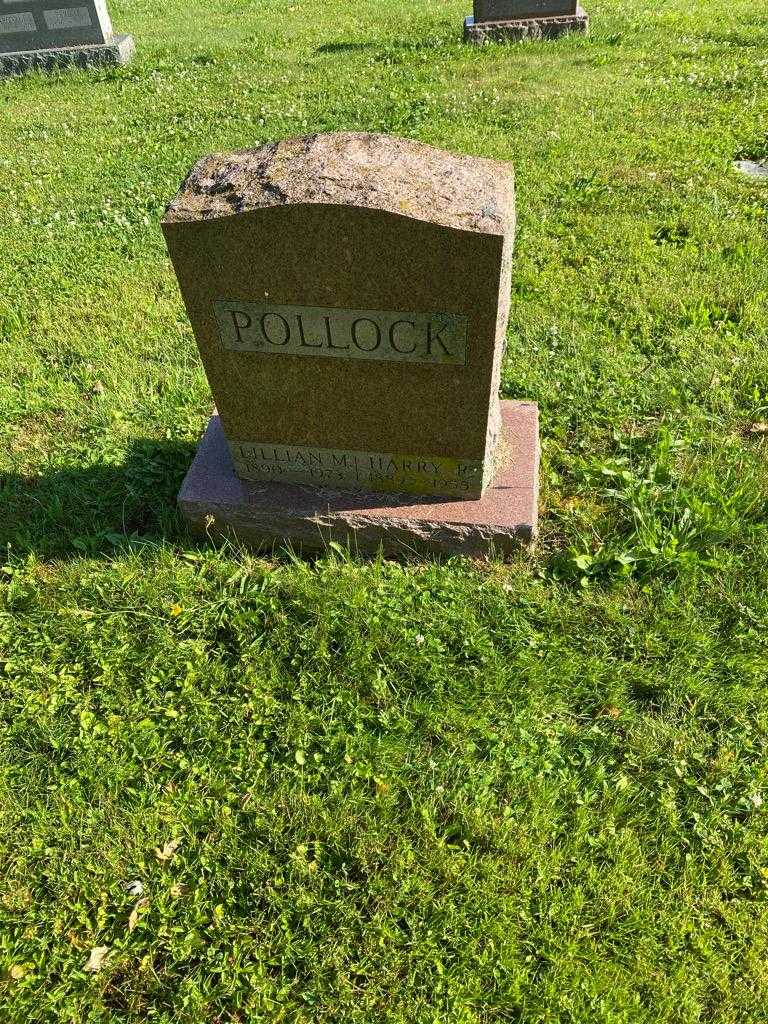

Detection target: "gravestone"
[465, 0, 588, 42]
[735, 160, 768, 181]
[164, 133, 539, 557]
[0, 0, 133, 75]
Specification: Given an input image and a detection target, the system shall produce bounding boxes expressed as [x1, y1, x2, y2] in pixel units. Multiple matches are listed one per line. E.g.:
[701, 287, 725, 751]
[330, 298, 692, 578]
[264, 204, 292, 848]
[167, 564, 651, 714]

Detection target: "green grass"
[1, 0, 768, 1019]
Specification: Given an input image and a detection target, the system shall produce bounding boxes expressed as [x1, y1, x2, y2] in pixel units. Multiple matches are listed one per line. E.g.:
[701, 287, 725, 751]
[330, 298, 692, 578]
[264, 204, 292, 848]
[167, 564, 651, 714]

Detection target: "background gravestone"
[164, 132, 539, 557]
[0, 0, 133, 74]
[465, 0, 588, 42]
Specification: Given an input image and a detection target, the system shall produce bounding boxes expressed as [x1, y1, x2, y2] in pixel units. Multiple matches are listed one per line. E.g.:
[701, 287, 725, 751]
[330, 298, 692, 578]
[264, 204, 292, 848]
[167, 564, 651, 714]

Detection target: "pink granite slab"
[178, 400, 539, 558]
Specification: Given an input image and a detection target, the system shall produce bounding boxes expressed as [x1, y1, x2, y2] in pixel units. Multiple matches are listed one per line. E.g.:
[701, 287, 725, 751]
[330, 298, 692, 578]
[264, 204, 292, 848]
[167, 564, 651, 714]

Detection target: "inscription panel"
[0, 11, 35, 32]
[44, 5, 92, 28]
[215, 300, 468, 366]
[230, 440, 487, 498]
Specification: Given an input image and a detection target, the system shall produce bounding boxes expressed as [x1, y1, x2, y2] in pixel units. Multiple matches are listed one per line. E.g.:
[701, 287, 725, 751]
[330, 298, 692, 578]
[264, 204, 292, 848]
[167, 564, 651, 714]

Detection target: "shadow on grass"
[0, 433, 513, 568]
[315, 35, 453, 56]
[315, 41, 377, 54]
[0, 438, 196, 560]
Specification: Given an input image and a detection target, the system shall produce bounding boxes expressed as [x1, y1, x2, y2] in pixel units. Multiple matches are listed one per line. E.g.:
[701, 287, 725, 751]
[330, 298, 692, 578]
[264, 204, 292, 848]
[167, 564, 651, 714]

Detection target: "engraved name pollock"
[230, 440, 487, 498]
[214, 300, 468, 366]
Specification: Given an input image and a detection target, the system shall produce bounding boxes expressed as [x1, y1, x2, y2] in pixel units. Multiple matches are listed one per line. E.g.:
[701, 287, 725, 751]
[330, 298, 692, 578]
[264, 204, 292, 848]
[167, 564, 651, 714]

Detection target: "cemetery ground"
[1, 0, 767, 1019]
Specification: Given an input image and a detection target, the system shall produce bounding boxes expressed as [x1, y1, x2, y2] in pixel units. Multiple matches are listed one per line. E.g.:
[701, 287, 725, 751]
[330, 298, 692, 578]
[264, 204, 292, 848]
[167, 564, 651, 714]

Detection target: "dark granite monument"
[0, 0, 133, 75]
[464, 0, 588, 42]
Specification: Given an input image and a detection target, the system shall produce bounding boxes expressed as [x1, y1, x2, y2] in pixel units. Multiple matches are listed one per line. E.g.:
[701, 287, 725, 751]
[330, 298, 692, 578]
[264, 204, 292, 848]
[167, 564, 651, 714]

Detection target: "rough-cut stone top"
[163, 132, 514, 236]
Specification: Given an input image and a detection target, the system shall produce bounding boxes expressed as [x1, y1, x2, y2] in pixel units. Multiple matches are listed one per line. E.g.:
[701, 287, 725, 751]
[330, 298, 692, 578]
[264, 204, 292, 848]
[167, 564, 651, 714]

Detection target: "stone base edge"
[0, 34, 134, 76]
[464, 9, 588, 41]
[178, 401, 540, 559]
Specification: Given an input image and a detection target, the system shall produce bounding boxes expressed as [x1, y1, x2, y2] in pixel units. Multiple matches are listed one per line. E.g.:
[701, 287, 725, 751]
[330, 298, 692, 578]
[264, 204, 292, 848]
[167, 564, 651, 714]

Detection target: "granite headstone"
[0, 0, 133, 74]
[164, 133, 539, 556]
[465, 0, 588, 42]
[735, 160, 768, 181]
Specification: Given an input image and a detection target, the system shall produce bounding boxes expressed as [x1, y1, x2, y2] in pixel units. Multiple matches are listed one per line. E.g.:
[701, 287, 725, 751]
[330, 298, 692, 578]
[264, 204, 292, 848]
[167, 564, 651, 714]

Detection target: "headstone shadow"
[315, 41, 376, 55]
[314, 37, 451, 56]
[0, 437, 196, 559]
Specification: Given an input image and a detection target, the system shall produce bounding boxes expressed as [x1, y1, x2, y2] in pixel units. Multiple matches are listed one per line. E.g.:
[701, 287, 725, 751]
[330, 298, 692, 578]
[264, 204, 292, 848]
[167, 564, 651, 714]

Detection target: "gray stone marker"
[735, 160, 768, 181]
[0, 0, 133, 75]
[465, 0, 588, 42]
[164, 133, 540, 558]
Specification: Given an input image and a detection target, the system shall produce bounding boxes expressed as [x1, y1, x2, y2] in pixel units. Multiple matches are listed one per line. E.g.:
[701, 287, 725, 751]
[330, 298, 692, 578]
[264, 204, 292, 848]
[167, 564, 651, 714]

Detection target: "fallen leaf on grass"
[598, 706, 621, 719]
[154, 839, 181, 862]
[745, 422, 768, 436]
[84, 946, 110, 973]
[128, 898, 149, 933]
[170, 883, 190, 898]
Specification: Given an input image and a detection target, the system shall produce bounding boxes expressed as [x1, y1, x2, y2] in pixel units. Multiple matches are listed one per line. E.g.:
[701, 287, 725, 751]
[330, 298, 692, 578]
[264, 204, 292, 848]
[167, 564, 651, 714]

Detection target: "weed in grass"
[550, 426, 767, 584]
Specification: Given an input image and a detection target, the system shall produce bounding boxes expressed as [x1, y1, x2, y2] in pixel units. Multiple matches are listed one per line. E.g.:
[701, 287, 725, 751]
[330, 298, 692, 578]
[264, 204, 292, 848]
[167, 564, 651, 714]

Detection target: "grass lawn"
[1, 0, 768, 1019]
